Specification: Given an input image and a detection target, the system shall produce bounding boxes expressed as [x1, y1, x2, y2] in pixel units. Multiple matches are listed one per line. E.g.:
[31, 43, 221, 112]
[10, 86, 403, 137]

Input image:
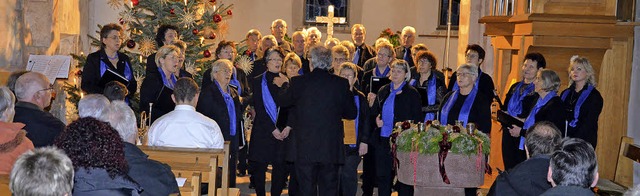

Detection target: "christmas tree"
[63, 0, 233, 111]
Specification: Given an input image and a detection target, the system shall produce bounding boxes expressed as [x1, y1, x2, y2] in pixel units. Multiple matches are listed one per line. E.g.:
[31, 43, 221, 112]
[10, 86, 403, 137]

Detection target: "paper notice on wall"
[26, 55, 72, 84]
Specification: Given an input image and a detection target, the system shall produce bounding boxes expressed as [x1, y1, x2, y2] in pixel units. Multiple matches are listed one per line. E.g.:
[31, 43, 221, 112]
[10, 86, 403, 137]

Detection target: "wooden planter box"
[396, 151, 485, 195]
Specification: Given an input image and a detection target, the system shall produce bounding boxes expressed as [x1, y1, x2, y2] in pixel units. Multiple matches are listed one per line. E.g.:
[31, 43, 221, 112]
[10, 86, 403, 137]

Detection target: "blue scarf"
[440, 86, 478, 126]
[229, 67, 242, 95]
[507, 81, 535, 116]
[375, 65, 390, 77]
[99, 59, 133, 81]
[298, 68, 304, 75]
[350, 96, 360, 148]
[519, 91, 557, 149]
[452, 68, 482, 91]
[261, 73, 278, 124]
[215, 81, 237, 136]
[423, 73, 438, 122]
[157, 67, 177, 89]
[381, 81, 406, 137]
[561, 85, 594, 128]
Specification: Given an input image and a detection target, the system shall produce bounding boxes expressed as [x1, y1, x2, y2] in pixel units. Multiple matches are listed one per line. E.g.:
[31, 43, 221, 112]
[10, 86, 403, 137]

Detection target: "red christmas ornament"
[210, 0, 216, 3]
[170, 8, 175, 15]
[401, 121, 411, 130]
[119, 18, 125, 25]
[226, 9, 233, 16]
[213, 14, 222, 23]
[132, 0, 139, 6]
[208, 33, 216, 39]
[126, 40, 136, 49]
[76, 70, 83, 76]
[192, 29, 199, 35]
[203, 50, 212, 58]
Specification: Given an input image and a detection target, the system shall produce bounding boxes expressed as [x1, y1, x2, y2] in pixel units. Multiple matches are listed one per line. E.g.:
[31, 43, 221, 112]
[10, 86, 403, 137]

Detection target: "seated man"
[13, 72, 65, 147]
[10, 147, 74, 196]
[542, 138, 599, 195]
[104, 101, 180, 196]
[0, 86, 34, 174]
[103, 81, 128, 102]
[488, 121, 561, 195]
[147, 77, 224, 148]
[77, 94, 110, 119]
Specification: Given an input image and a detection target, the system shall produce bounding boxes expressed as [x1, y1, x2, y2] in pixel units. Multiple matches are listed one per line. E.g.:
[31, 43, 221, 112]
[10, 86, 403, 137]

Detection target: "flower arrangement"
[378, 28, 401, 47]
[395, 120, 490, 156]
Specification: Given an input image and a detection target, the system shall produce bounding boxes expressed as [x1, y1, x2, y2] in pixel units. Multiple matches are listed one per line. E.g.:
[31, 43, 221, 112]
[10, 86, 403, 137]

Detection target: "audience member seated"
[9, 147, 74, 196]
[55, 117, 142, 195]
[541, 138, 599, 196]
[488, 121, 562, 196]
[148, 77, 224, 149]
[13, 72, 65, 147]
[78, 94, 110, 119]
[6, 71, 28, 95]
[105, 101, 180, 196]
[103, 81, 129, 101]
[0, 86, 34, 174]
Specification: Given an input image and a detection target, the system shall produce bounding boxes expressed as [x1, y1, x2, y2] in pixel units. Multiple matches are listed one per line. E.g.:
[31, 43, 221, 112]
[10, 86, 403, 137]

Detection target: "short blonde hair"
[568, 56, 597, 86]
[376, 42, 395, 57]
[155, 45, 180, 68]
[332, 45, 350, 59]
[338, 62, 359, 79]
[340, 41, 355, 55]
[324, 38, 340, 48]
[391, 60, 412, 81]
[283, 53, 302, 73]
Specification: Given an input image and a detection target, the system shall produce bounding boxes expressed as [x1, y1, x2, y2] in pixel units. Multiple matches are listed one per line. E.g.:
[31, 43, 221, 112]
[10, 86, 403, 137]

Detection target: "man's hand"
[359, 143, 368, 156]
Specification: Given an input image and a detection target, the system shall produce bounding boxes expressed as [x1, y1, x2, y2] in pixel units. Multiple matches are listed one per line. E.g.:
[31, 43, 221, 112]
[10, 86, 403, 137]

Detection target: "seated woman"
[0, 86, 34, 174]
[410, 51, 446, 122]
[81, 23, 137, 100]
[140, 45, 181, 123]
[371, 60, 421, 196]
[54, 117, 142, 195]
[560, 56, 603, 148]
[508, 69, 565, 151]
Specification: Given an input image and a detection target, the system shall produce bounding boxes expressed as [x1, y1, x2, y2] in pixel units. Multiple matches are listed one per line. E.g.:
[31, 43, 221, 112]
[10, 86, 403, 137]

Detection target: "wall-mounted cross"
[315, 5, 346, 40]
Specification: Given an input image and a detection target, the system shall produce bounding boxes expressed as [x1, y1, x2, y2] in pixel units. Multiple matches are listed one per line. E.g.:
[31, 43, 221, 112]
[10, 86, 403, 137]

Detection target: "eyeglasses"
[37, 85, 54, 94]
[267, 58, 283, 62]
[107, 35, 122, 40]
[334, 57, 349, 62]
[456, 72, 476, 78]
[340, 74, 355, 79]
[465, 54, 479, 59]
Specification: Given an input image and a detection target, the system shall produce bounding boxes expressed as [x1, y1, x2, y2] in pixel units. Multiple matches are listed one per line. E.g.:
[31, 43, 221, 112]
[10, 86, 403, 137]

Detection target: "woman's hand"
[359, 143, 368, 156]
[376, 115, 383, 128]
[508, 126, 522, 137]
[281, 126, 292, 139]
[367, 93, 377, 107]
[272, 128, 283, 140]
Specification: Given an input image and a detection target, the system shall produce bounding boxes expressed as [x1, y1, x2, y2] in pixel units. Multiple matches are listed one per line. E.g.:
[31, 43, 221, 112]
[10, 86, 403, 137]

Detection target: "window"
[439, 0, 460, 29]
[305, 0, 348, 25]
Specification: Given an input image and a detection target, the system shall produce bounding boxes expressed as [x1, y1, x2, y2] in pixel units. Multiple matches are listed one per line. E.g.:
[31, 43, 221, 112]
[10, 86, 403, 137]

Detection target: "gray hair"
[550, 138, 598, 188]
[10, 147, 74, 196]
[401, 26, 416, 35]
[78, 94, 110, 119]
[457, 63, 479, 78]
[210, 59, 234, 81]
[307, 27, 322, 40]
[309, 45, 332, 70]
[0, 86, 16, 122]
[526, 121, 562, 157]
[14, 72, 49, 101]
[537, 69, 561, 92]
[391, 60, 412, 82]
[105, 101, 138, 143]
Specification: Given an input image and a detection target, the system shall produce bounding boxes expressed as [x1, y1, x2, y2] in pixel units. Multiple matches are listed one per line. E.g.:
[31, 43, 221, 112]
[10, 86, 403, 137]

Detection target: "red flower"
[385, 28, 393, 35]
[401, 121, 411, 130]
[213, 14, 222, 23]
[226, 9, 233, 16]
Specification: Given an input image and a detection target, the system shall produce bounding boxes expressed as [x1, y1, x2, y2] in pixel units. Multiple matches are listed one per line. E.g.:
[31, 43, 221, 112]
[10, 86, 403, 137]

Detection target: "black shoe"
[248, 182, 255, 189]
[237, 171, 246, 177]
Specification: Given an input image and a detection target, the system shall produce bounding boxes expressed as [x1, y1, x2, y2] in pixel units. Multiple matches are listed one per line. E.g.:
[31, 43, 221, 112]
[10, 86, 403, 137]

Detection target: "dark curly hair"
[215, 40, 237, 60]
[54, 117, 128, 179]
[155, 24, 180, 48]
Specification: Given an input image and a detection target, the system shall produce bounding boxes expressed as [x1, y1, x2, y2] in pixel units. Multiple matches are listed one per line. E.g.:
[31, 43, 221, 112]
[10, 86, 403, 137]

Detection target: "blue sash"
[440, 86, 478, 126]
[229, 67, 242, 95]
[561, 85, 594, 128]
[381, 81, 406, 137]
[157, 67, 177, 89]
[452, 68, 482, 91]
[507, 81, 535, 116]
[261, 73, 278, 124]
[350, 96, 360, 148]
[99, 60, 133, 81]
[375, 65, 390, 77]
[215, 81, 237, 136]
[519, 91, 557, 149]
[423, 74, 438, 122]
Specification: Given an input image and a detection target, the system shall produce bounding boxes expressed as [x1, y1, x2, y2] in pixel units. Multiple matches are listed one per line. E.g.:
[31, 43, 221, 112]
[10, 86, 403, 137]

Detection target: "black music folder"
[497, 110, 524, 128]
[99, 69, 129, 87]
[370, 77, 391, 94]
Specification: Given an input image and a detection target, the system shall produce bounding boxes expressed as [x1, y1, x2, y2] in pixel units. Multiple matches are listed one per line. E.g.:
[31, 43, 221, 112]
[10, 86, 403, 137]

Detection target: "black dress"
[500, 81, 536, 170]
[560, 84, 603, 148]
[81, 49, 137, 100]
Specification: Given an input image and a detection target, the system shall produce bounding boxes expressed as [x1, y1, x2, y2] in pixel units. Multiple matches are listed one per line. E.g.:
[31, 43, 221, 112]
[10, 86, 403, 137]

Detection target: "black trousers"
[361, 141, 377, 196]
[287, 161, 299, 196]
[340, 147, 361, 196]
[228, 136, 239, 188]
[237, 143, 249, 174]
[373, 137, 393, 196]
[501, 127, 526, 170]
[295, 162, 339, 196]
[249, 160, 288, 196]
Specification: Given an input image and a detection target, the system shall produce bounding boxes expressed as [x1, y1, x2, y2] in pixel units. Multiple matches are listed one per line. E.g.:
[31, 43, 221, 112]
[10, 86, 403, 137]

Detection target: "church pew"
[139, 141, 235, 196]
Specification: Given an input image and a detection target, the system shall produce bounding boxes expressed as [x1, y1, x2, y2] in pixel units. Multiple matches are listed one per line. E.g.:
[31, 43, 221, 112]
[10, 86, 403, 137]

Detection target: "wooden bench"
[596, 136, 640, 194]
[139, 141, 238, 196]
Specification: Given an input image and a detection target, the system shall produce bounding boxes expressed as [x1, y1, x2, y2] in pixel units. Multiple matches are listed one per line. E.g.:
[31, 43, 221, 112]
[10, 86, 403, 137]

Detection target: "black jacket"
[394, 45, 414, 67]
[409, 69, 447, 119]
[248, 71, 287, 162]
[139, 69, 174, 123]
[439, 91, 493, 134]
[196, 82, 242, 142]
[278, 69, 357, 164]
[123, 142, 179, 196]
[13, 102, 65, 147]
[447, 69, 496, 106]
[354, 43, 377, 70]
[73, 168, 142, 196]
[347, 90, 372, 153]
[560, 85, 603, 148]
[81, 49, 137, 100]
[488, 155, 553, 196]
[520, 95, 565, 137]
[371, 83, 422, 139]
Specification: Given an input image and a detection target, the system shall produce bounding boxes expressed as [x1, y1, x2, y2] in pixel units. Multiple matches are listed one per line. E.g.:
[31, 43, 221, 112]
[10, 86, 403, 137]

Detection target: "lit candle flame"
[328, 5, 334, 13]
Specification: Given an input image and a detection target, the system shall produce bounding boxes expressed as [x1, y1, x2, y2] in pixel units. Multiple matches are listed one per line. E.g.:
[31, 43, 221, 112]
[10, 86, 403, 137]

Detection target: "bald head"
[14, 72, 52, 109]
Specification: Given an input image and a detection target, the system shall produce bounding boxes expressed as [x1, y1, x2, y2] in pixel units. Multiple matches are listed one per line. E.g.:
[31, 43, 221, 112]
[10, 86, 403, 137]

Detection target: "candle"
[80, 92, 84, 98]
[184, 0, 187, 5]
[200, 37, 204, 45]
[139, 55, 142, 63]
[328, 5, 334, 13]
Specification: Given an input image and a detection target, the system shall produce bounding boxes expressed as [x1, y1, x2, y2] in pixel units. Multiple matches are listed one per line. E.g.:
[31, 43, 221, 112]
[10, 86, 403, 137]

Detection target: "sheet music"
[26, 55, 72, 84]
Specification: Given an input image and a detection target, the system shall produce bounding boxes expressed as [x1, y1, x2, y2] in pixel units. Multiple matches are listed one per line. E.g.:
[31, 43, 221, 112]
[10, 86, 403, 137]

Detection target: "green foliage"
[396, 121, 491, 156]
[378, 28, 401, 48]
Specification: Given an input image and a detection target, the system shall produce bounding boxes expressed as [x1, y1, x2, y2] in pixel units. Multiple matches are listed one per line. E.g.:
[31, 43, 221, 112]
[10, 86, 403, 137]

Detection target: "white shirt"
[147, 105, 224, 149]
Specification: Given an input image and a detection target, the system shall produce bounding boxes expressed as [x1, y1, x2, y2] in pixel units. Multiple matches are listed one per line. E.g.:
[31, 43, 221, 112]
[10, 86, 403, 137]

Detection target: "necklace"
[107, 52, 118, 60]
